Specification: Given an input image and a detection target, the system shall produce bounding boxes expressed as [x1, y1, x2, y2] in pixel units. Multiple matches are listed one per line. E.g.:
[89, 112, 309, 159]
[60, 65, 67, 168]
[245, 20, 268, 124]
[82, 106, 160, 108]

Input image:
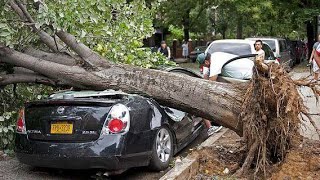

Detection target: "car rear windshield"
[262, 40, 276, 50]
[207, 43, 251, 56]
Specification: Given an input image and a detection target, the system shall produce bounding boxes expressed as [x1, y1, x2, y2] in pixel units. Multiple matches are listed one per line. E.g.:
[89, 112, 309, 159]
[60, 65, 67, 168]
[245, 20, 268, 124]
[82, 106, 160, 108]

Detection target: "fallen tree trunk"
[0, 45, 244, 134]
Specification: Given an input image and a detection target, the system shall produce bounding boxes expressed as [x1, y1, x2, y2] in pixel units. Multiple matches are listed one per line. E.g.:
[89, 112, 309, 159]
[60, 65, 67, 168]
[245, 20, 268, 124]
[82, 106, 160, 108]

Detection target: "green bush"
[0, 84, 55, 152]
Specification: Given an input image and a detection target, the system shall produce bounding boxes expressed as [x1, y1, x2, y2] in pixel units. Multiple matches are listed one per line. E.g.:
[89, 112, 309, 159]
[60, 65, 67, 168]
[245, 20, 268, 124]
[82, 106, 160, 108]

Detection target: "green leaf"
[0, 31, 10, 37]
[7, 126, 14, 132]
[3, 127, 8, 133]
[2, 138, 8, 145]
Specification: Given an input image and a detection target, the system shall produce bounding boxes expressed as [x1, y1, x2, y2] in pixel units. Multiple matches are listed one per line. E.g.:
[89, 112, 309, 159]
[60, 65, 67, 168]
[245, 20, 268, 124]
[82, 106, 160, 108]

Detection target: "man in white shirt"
[201, 52, 254, 81]
[254, 40, 265, 60]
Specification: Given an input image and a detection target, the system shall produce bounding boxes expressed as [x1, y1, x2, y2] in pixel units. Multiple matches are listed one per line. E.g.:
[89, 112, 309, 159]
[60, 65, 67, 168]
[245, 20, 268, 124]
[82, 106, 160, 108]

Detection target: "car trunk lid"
[24, 100, 114, 142]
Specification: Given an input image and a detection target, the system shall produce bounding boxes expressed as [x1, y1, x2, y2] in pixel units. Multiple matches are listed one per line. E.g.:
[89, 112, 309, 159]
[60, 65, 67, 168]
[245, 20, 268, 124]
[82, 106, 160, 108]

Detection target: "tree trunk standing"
[306, 20, 315, 58]
[183, 9, 191, 42]
[236, 16, 243, 39]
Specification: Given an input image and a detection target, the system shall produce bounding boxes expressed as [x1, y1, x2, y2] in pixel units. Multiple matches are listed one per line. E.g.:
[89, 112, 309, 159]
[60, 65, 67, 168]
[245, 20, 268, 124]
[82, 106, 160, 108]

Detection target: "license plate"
[50, 121, 73, 134]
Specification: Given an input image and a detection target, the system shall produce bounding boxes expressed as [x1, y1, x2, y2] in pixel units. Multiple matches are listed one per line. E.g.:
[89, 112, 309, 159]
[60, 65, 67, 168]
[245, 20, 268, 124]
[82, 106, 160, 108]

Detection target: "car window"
[207, 43, 251, 56]
[262, 44, 275, 60]
[279, 40, 287, 52]
[195, 46, 206, 51]
[262, 40, 276, 51]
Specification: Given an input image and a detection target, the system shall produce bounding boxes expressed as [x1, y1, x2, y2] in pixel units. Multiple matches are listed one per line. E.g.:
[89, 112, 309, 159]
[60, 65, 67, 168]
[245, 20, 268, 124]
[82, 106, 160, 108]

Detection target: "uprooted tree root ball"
[237, 58, 320, 178]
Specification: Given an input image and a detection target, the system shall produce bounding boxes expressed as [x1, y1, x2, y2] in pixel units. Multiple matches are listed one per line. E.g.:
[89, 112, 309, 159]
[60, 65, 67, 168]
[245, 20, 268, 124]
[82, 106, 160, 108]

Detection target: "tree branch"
[0, 73, 63, 86]
[56, 30, 111, 68]
[9, 0, 64, 52]
[0, 45, 99, 89]
[13, 67, 36, 74]
[23, 47, 80, 66]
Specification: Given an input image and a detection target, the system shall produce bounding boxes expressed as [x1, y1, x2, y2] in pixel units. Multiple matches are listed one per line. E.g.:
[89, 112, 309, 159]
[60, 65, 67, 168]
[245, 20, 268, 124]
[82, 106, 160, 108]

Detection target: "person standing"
[196, 53, 223, 136]
[254, 40, 265, 60]
[309, 34, 320, 80]
[182, 40, 189, 59]
[158, 41, 171, 60]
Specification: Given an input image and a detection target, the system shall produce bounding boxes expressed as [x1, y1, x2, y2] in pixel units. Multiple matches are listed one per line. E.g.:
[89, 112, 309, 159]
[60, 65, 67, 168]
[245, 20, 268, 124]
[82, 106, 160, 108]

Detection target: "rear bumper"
[15, 134, 151, 170]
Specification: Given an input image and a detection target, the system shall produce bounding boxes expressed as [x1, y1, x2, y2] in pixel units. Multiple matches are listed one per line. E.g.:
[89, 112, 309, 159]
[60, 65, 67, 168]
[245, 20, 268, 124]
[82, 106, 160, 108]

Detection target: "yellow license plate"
[50, 121, 73, 134]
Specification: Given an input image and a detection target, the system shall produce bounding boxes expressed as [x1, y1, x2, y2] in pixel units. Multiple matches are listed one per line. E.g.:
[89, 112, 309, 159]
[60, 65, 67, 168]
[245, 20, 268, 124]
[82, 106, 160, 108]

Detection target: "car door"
[262, 44, 276, 64]
[279, 40, 292, 66]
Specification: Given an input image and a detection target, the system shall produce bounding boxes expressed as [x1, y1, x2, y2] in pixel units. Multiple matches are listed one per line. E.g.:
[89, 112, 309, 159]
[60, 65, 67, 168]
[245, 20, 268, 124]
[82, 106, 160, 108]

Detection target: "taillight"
[101, 104, 130, 135]
[108, 118, 124, 133]
[16, 109, 26, 134]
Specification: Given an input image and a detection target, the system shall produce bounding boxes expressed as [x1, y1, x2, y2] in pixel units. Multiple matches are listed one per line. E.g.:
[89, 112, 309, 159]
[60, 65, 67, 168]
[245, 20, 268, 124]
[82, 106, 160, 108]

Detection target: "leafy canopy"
[0, 0, 175, 68]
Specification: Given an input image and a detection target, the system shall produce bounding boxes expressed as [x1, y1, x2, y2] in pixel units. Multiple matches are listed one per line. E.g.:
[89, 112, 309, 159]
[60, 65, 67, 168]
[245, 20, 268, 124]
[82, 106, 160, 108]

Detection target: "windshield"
[262, 40, 276, 50]
[207, 43, 251, 56]
[194, 46, 207, 51]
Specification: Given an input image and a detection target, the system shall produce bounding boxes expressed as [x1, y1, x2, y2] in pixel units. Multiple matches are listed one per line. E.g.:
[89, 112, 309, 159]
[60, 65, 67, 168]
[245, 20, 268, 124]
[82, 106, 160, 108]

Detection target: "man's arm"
[209, 75, 218, 81]
[168, 47, 171, 59]
[309, 49, 315, 63]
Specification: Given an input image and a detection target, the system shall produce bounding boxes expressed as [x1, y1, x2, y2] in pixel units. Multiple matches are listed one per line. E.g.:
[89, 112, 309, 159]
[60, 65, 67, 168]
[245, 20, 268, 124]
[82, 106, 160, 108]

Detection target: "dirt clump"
[193, 131, 320, 179]
[270, 139, 320, 179]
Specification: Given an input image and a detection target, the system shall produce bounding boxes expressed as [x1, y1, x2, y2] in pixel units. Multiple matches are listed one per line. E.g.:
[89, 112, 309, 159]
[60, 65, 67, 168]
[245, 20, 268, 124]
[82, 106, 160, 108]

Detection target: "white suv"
[245, 37, 292, 67]
[205, 39, 277, 64]
[204, 39, 277, 83]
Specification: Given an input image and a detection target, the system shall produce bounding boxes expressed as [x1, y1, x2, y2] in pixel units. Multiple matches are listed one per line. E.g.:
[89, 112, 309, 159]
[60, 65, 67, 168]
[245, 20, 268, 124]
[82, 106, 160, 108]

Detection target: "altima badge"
[57, 106, 65, 114]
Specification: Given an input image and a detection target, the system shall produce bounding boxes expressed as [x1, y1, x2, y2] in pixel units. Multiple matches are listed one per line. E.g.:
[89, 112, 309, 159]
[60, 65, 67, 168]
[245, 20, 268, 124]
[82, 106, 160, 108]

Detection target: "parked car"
[205, 39, 277, 63]
[200, 39, 278, 74]
[190, 46, 207, 62]
[15, 68, 204, 173]
[245, 37, 293, 67]
[197, 39, 280, 82]
[288, 40, 307, 64]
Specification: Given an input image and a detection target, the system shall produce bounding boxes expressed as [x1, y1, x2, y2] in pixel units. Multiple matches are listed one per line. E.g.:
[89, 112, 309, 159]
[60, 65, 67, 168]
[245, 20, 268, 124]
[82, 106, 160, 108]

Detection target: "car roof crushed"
[49, 90, 129, 99]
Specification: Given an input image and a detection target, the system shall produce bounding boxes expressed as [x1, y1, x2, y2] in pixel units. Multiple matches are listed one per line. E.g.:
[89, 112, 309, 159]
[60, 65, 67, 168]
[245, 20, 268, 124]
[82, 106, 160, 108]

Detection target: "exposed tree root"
[237, 57, 320, 178]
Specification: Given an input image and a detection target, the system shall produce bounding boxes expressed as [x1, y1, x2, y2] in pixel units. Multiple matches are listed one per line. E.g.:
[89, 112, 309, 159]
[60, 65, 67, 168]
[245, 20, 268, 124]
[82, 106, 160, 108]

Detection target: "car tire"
[149, 126, 173, 171]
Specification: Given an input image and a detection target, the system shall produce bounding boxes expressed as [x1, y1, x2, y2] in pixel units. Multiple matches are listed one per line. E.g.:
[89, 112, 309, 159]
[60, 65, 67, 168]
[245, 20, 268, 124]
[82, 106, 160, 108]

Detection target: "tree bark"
[306, 20, 315, 58]
[0, 73, 65, 86]
[182, 10, 191, 41]
[23, 48, 79, 66]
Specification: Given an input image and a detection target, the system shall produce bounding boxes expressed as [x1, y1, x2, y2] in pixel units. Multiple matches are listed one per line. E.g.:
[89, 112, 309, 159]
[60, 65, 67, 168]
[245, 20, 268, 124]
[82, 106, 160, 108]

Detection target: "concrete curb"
[159, 128, 229, 180]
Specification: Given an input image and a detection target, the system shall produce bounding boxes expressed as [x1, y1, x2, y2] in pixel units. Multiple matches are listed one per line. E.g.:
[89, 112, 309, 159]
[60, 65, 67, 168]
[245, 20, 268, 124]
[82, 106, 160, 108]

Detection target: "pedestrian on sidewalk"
[309, 34, 320, 80]
[196, 53, 223, 136]
[182, 40, 189, 59]
[158, 41, 171, 60]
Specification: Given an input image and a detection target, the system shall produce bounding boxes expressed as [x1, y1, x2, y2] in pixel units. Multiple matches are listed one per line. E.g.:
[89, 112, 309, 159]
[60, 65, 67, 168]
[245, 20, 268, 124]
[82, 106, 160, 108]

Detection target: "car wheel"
[149, 126, 173, 171]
